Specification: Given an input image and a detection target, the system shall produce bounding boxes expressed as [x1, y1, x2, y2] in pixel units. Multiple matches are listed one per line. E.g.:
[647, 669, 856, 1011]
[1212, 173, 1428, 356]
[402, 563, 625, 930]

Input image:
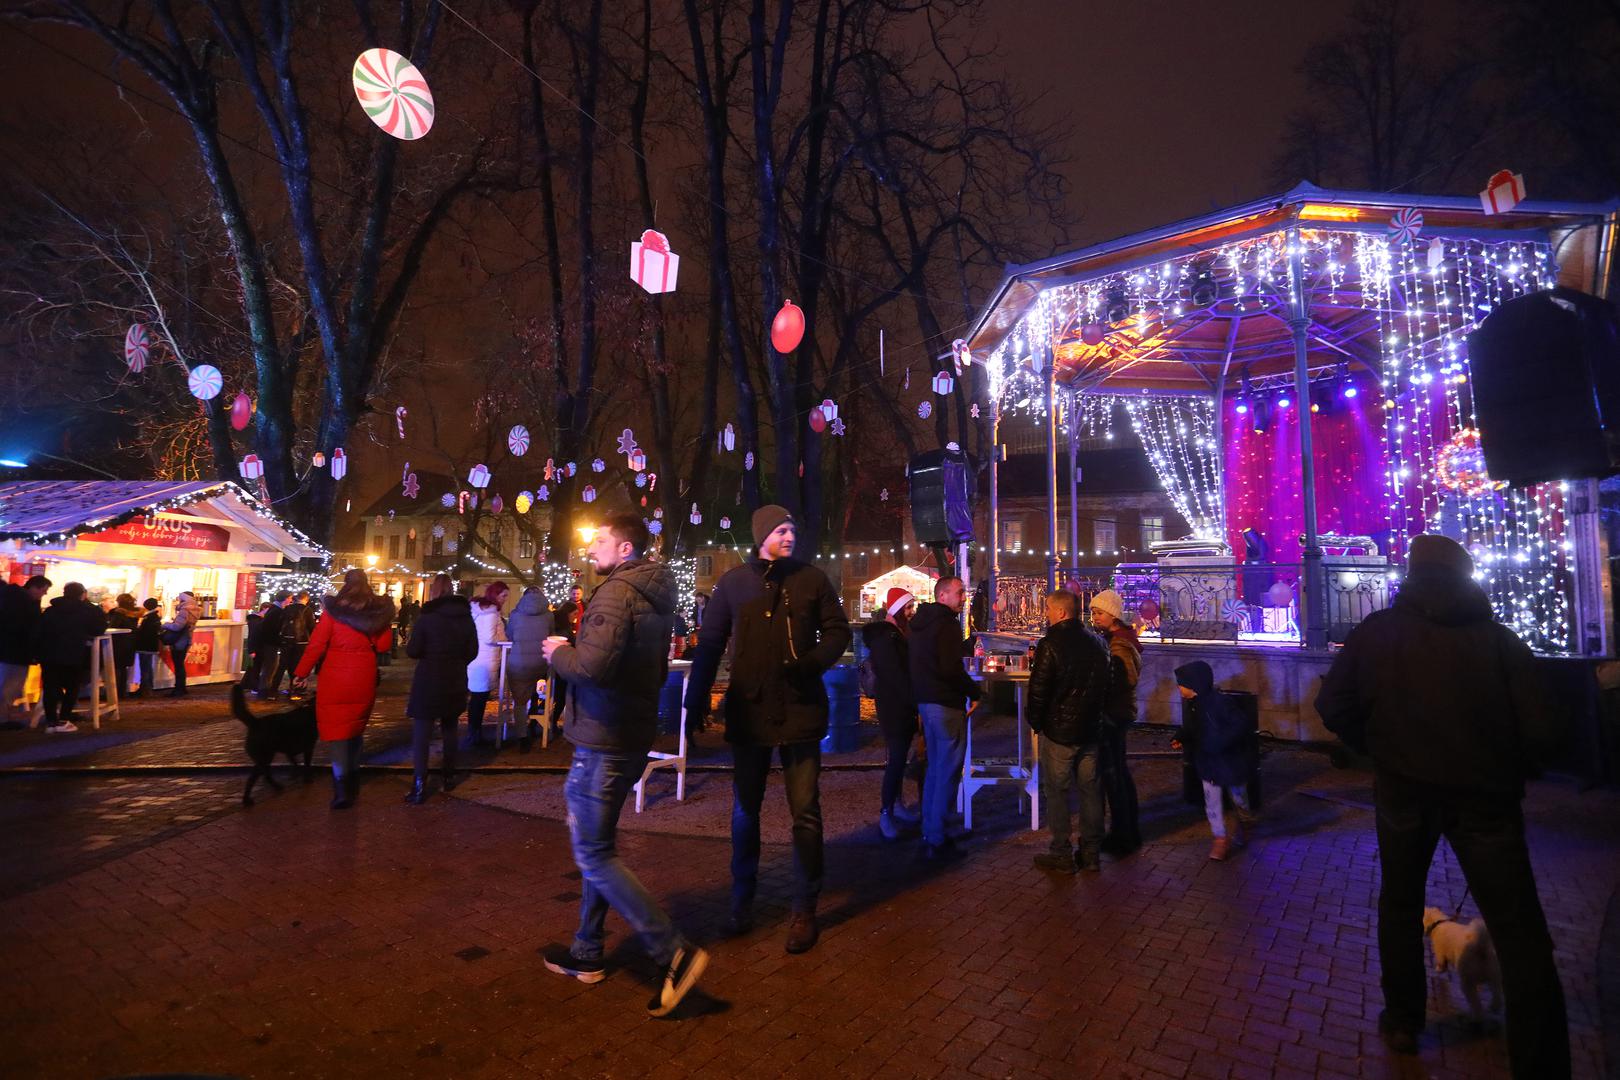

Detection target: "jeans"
[1099, 720, 1141, 843]
[879, 706, 922, 813]
[169, 645, 190, 691]
[136, 652, 156, 694]
[41, 662, 84, 725]
[919, 704, 968, 848]
[731, 741, 823, 912]
[566, 746, 683, 966]
[1202, 780, 1248, 839]
[1039, 737, 1102, 857]
[412, 714, 459, 778]
[1374, 771, 1568, 1078]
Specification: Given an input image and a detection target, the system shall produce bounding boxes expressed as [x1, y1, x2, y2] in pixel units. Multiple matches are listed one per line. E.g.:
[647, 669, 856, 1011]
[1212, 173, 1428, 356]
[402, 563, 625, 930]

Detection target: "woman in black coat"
[862, 587, 922, 839]
[404, 575, 480, 804]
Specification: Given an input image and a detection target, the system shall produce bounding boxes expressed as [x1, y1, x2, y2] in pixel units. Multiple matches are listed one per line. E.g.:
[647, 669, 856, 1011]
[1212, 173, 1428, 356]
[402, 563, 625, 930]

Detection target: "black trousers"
[1098, 720, 1141, 844]
[731, 742, 823, 912]
[169, 645, 190, 691]
[412, 713, 459, 778]
[877, 705, 923, 812]
[263, 643, 304, 694]
[1374, 770, 1569, 1078]
[467, 691, 491, 741]
[41, 663, 84, 724]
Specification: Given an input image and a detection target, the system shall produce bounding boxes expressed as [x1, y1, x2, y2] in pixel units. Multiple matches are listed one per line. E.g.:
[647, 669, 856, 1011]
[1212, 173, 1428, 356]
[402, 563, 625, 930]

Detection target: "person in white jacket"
[162, 592, 201, 698]
[465, 582, 510, 745]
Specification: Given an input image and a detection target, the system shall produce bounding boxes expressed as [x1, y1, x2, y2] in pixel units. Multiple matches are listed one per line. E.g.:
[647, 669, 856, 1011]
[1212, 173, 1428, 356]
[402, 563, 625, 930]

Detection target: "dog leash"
[1440, 837, 1473, 918]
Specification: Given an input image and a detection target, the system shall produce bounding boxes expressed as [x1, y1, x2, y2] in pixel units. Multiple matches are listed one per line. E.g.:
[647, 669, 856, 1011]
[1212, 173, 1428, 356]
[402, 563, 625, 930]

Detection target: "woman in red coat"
[294, 570, 395, 809]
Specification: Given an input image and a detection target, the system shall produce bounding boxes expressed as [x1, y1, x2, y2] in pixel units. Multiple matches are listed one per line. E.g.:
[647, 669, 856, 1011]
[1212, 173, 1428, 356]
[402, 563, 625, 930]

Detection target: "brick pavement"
[2, 729, 1616, 1077]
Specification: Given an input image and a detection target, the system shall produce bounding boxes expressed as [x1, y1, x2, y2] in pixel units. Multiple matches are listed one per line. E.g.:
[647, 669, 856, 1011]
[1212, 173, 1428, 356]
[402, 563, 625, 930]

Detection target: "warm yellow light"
[578, 526, 596, 543]
[366, 554, 379, 567]
[1297, 203, 1365, 222]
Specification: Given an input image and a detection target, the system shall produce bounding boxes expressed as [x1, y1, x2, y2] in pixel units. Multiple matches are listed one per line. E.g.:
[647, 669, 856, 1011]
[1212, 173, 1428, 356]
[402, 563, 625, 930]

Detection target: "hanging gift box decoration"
[809, 406, 827, 433]
[629, 230, 680, 294]
[723, 423, 735, 452]
[819, 399, 839, 423]
[689, 503, 702, 525]
[515, 490, 533, 515]
[187, 364, 224, 400]
[1479, 169, 1526, 214]
[720, 516, 731, 530]
[239, 453, 265, 480]
[582, 485, 597, 503]
[352, 48, 435, 141]
[124, 323, 150, 372]
[508, 425, 530, 456]
[402, 473, 419, 499]
[312, 451, 326, 469]
[591, 458, 605, 473]
[629, 448, 647, 472]
[771, 299, 805, 352]
[330, 448, 348, 480]
[653, 508, 663, 519]
[468, 463, 491, 488]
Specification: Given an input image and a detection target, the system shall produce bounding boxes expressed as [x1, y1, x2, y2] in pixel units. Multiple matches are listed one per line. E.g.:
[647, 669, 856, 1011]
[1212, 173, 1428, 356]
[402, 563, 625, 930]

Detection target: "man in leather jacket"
[1027, 589, 1111, 873]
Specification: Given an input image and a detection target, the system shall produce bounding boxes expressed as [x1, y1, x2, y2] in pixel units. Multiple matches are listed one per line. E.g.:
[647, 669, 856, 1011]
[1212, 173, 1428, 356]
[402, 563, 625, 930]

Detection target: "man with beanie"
[683, 505, 851, 954]
[1316, 534, 1568, 1073]
[862, 586, 920, 839]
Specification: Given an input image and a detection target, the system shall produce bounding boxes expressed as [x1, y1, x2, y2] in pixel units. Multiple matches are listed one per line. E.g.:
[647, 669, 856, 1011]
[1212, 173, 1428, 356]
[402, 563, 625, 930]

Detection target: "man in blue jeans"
[1027, 590, 1111, 873]
[907, 576, 980, 860]
[541, 514, 707, 1017]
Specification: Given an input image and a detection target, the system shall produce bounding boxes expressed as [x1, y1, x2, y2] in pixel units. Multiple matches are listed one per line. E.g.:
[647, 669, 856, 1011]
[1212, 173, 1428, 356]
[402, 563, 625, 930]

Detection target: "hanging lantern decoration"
[352, 48, 435, 141]
[1479, 169, 1526, 215]
[395, 405, 407, 440]
[582, 485, 597, 503]
[124, 324, 150, 372]
[508, 425, 530, 456]
[402, 472, 420, 499]
[689, 503, 702, 525]
[468, 463, 491, 489]
[720, 516, 732, 530]
[330, 447, 348, 480]
[932, 371, 954, 396]
[187, 364, 224, 400]
[722, 423, 736, 452]
[229, 392, 253, 431]
[809, 406, 827, 433]
[629, 230, 680, 294]
[239, 454, 265, 480]
[770, 299, 806, 353]
[516, 490, 534, 515]
[629, 448, 647, 472]
[591, 458, 606, 473]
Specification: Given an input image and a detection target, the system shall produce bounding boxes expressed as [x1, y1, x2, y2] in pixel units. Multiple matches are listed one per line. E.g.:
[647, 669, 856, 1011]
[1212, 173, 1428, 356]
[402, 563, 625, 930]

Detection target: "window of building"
[854, 553, 869, 577]
[698, 554, 713, 577]
[372, 532, 386, 554]
[431, 532, 444, 556]
[1093, 519, 1116, 557]
[1002, 519, 1024, 553]
[1141, 514, 1165, 550]
[519, 536, 535, 560]
[405, 534, 417, 559]
[388, 534, 400, 559]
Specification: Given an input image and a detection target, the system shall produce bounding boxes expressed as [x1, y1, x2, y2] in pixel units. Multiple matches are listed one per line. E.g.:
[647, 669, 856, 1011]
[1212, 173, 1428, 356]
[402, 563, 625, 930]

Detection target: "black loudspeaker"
[1468, 286, 1620, 486]
[909, 449, 974, 544]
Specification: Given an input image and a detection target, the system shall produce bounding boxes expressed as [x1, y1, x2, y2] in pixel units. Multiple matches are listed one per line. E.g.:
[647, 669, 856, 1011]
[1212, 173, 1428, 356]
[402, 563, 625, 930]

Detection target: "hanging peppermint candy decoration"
[1387, 208, 1423, 244]
[917, 400, 933, 419]
[720, 516, 732, 530]
[187, 364, 224, 400]
[629, 448, 647, 472]
[723, 423, 736, 452]
[402, 473, 420, 499]
[239, 454, 265, 480]
[312, 451, 326, 469]
[1221, 599, 1249, 627]
[689, 503, 703, 525]
[648, 519, 663, 536]
[468, 463, 491, 489]
[441, 492, 456, 508]
[744, 451, 755, 471]
[809, 406, 827, 433]
[229, 392, 252, 431]
[634, 472, 647, 488]
[591, 458, 605, 473]
[508, 425, 530, 456]
[515, 491, 533, 515]
[395, 405, 407, 440]
[352, 48, 435, 141]
[581, 485, 596, 503]
[124, 324, 150, 372]
[330, 447, 348, 480]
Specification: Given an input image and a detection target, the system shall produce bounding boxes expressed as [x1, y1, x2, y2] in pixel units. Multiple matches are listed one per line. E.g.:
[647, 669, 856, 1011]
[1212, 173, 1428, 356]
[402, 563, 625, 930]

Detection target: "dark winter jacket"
[1314, 567, 1561, 797]
[0, 583, 44, 665]
[1176, 661, 1253, 789]
[1103, 624, 1141, 727]
[406, 594, 479, 720]
[551, 558, 676, 754]
[294, 590, 395, 740]
[907, 602, 980, 709]
[555, 599, 583, 643]
[132, 611, 162, 652]
[34, 596, 109, 668]
[256, 603, 286, 654]
[683, 556, 852, 746]
[505, 590, 554, 686]
[861, 619, 915, 732]
[1026, 618, 1111, 748]
[107, 604, 143, 665]
[280, 601, 313, 645]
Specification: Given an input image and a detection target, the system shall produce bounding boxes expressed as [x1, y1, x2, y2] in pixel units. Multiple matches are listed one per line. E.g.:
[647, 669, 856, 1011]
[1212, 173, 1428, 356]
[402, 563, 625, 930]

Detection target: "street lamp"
[366, 554, 379, 568]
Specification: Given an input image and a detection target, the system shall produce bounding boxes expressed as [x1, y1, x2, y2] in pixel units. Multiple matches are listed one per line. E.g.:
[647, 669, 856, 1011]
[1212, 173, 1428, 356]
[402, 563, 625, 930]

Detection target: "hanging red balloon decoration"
[770, 299, 805, 353]
[229, 392, 252, 431]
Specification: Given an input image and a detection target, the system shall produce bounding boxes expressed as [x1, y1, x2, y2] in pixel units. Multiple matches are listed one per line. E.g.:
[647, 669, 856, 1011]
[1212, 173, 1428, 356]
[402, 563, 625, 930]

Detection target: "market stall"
[0, 481, 328, 690]
[856, 563, 939, 620]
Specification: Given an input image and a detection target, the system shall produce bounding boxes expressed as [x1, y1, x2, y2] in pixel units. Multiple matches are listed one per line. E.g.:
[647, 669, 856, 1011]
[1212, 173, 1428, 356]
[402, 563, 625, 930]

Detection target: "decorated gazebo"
[965, 182, 1619, 659]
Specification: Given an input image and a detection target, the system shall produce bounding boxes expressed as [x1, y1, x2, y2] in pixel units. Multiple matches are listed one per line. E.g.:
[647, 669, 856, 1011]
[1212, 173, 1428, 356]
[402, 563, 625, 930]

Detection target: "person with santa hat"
[862, 586, 922, 839]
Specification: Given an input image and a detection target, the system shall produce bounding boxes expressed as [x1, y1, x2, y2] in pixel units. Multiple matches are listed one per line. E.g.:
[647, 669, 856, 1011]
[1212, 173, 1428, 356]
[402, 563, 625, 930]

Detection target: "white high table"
[633, 660, 691, 812]
[959, 669, 1039, 832]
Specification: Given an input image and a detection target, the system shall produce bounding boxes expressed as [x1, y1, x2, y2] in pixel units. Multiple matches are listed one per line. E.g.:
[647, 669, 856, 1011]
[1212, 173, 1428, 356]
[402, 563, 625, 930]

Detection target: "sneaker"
[46, 720, 79, 733]
[1208, 837, 1232, 861]
[878, 810, 907, 841]
[1033, 851, 1077, 875]
[542, 944, 605, 985]
[647, 945, 708, 1017]
[891, 802, 921, 824]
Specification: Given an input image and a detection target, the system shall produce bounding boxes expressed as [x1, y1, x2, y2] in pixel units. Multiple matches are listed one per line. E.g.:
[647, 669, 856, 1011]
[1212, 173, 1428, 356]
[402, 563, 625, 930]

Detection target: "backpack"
[857, 657, 879, 699]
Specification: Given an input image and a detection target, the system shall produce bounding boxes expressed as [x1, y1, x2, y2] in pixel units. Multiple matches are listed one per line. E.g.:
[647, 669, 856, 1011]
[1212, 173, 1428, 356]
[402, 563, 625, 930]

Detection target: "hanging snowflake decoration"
[616, 428, 638, 457]
[445, 537, 458, 553]
[432, 524, 445, 538]
[917, 400, 933, 419]
[591, 458, 606, 473]
[1435, 428, 1507, 496]
[441, 493, 456, 508]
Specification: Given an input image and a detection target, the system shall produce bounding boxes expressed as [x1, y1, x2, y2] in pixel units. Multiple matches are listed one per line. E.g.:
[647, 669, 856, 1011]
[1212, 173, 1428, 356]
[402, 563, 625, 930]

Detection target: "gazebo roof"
[966, 182, 1618, 394]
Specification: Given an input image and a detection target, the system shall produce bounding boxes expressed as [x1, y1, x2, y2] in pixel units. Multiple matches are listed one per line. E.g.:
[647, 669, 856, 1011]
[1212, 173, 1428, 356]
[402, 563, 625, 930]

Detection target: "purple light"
[1343, 385, 1359, 399]
[1235, 401, 1249, 415]
[1277, 396, 1292, 409]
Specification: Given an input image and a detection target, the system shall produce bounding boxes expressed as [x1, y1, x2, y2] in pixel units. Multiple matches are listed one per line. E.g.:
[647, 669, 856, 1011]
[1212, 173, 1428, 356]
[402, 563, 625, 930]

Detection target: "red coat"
[294, 592, 396, 741]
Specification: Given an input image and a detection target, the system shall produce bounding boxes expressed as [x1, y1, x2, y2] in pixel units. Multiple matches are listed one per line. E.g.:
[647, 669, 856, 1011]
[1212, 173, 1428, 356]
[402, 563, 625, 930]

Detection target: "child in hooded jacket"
[1174, 661, 1253, 861]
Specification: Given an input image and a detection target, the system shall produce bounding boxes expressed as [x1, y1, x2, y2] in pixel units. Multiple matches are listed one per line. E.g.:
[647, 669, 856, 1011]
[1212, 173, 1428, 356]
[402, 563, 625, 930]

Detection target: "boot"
[404, 777, 428, 805]
[878, 809, 906, 841]
[785, 909, 819, 954]
[1077, 845, 1102, 873]
[330, 772, 353, 810]
[441, 767, 461, 792]
[1208, 836, 1232, 861]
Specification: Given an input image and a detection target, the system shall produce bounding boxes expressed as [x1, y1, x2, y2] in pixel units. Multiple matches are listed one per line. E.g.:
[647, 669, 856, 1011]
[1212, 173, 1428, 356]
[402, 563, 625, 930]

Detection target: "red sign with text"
[84, 515, 231, 553]
[235, 573, 258, 610]
[160, 630, 214, 677]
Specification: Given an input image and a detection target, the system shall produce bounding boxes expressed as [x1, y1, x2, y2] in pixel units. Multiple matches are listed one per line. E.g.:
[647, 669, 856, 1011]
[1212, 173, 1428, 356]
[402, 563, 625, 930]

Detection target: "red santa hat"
[885, 587, 915, 617]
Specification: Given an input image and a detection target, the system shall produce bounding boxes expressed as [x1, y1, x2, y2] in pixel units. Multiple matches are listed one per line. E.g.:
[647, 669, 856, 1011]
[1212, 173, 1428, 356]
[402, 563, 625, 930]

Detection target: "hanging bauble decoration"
[1387, 207, 1423, 244]
[330, 447, 348, 480]
[1081, 323, 1105, 346]
[508, 425, 530, 456]
[515, 490, 534, 515]
[689, 503, 702, 525]
[124, 324, 150, 372]
[629, 448, 647, 472]
[468, 463, 491, 489]
[187, 364, 224, 400]
[640, 496, 648, 507]
[809, 406, 827, 433]
[582, 485, 597, 503]
[917, 400, 933, 419]
[229, 392, 253, 431]
[591, 458, 606, 473]
[490, 494, 504, 516]
[770, 299, 805, 353]
[1435, 427, 1507, 496]
[352, 48, 435, 140]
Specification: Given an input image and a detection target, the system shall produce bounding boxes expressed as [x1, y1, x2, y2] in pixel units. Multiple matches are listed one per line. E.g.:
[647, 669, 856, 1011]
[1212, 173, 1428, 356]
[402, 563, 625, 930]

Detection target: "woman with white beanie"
[1090, 589, 1143, 854]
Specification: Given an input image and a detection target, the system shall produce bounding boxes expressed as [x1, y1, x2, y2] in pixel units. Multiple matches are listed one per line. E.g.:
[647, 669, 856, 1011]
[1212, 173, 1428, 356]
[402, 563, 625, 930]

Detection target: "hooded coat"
[505, 590, 554, 689]
[466, 598, 508, 694]
[406, 594, 478, 719]
[107, 602, 143, 666]
[1174, 661, 1252, 788]
[1103, 623, 1142, 727]
[907, 602, 980, 708]
[1026, 618, 1112, 747]
[682, 556, 852, 746]
[860, 619, 915, 735]
[162, 594, 200, 650]
[1314, 567, 1560, 796]
[294, 590, 395, 740]
[550, 558, 677, 754]
[35, 595, 108, 668]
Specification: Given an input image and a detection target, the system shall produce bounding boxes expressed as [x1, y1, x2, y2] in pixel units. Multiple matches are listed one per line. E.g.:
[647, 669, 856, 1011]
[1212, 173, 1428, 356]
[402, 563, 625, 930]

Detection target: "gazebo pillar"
[1044, 344, 1059, 592]
[988, 398, 1001, 632]
[1288, 230, 1327, 649]
[1068, 388, 1080, 571]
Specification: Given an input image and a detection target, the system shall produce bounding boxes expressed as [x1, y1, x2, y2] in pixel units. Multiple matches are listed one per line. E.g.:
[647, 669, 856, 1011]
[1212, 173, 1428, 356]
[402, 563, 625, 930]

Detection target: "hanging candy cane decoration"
[395, 405, 408, 439]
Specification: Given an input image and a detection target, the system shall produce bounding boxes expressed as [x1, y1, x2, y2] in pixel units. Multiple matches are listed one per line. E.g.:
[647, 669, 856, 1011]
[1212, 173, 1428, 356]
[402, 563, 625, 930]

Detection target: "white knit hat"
[1090, 589, 1125, 622]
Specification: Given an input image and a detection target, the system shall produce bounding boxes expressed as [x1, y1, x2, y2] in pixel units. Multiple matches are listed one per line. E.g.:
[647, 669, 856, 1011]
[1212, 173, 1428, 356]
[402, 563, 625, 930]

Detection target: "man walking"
[0, 575, 50, 728]
[1316, 534, 1568, 1073]
[540, 514, 706, 1016]
[249, 592, 289, 693]
[35, 582, 107, 733]
[1027, 590, 1111, 873]
[908, 576, 981, 860]
[266, 591, 312, 697]
[683, 505, 851, 953]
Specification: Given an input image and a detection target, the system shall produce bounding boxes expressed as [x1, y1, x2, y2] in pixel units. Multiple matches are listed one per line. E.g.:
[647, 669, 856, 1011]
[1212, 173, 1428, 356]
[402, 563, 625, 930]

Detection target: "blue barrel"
[657, 668, 686, 734]
[820, 664, 860, 754]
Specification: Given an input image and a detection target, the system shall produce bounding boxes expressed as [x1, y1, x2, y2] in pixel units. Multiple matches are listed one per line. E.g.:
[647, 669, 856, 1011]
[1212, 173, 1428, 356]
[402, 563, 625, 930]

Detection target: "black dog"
[231, 681, 318, 806]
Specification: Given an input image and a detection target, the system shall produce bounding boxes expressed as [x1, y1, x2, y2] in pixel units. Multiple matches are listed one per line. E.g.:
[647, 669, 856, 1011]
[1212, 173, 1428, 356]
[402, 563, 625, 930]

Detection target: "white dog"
[1423, 906, 1503, 1022]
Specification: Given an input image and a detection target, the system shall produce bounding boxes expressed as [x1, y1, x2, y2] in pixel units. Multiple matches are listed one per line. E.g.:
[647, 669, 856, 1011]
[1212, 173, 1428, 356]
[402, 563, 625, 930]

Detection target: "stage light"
[1235, 401, 1249, 415]
[1277, 396, 1291, 409]
[1190, 268, 1218, 308]
[1343, 384, 1359, 399]
[1105, 289, 1130, 325]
